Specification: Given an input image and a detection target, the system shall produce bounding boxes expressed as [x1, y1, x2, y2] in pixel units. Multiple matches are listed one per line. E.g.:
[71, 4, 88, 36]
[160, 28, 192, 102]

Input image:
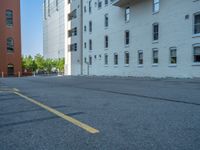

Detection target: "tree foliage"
[22, 54, 65, 75]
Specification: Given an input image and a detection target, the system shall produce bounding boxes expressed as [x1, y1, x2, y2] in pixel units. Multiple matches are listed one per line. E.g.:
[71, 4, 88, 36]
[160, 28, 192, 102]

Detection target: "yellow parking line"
[14, 91, 99, 134]
[13, 88, 20, 92]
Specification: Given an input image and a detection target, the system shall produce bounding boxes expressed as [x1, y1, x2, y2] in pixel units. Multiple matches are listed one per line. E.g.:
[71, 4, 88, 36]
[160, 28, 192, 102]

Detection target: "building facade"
[43, 0, 200, 78]
[0, 0, 22, 77]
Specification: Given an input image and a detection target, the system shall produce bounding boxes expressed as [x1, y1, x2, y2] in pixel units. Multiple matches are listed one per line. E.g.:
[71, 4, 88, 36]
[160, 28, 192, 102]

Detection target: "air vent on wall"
[185, 14, 189, 20]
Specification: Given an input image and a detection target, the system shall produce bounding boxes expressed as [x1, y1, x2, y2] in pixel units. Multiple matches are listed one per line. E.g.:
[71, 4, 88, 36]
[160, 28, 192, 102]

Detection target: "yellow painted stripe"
[13, 88, 20, 92]
[14, 92, 99, 134]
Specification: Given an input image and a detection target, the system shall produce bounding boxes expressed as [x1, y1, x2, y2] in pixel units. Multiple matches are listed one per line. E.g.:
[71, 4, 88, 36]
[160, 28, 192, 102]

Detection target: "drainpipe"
[80, 0, 83, 75]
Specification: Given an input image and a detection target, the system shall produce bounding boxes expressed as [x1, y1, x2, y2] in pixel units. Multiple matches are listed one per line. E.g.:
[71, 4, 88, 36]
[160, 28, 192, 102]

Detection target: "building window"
[84, 6, 87, 13]
[105, 14, 109, 27]
[89, 56, 92, 65]
[124, 52, 129, 65]
[6, 10, 13, 27]
[68, 9, 77, 20]
[194, 12, 200, 34]
[89, 0, 92, 14]
[125, 7, 130, 22]
[138, 50, 143, 65]
[84, 26, 87, 32]
[7, 37, 14, 52]
[56, 0, 59, 11]
[104, 54, 108, 65]
[152, 49, 159, 64]
[89, 39, 92, 50]
[89, 21, 92, 33]
[153, 0, 160, 13]
[105, 35, 109, 48]
[114, 53, 118, 65]
[48, 0, 51, 16]
[68, 27, 77, 37]
[69, 43, 77, 52]
[98, 0, 102, 9]
[153, 23, 159, 41]
[44, 0, 47, 20]
[105, 0, 108, 5]
[169, 48, 177, 64]
[125, 30, 130, 45]
[193, 44, 200, 63]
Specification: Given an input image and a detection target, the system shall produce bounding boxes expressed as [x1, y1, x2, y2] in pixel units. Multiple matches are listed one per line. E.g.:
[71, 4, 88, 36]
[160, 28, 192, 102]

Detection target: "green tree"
[56, 58, 65, 74]
[22, 55, 36, 72]
[44, 58, 54, 74]
[34, 54, 45, 71]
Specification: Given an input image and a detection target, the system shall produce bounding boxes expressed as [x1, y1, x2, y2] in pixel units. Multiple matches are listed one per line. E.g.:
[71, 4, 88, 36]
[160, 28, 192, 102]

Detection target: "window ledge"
[192, 34, 200, 38]
[152, 11, 159, 15]
[192, 63, 200, 66]
[152, 64, 158, 67]
[124, 64, 129, 67]
[168, 64, 177, 67]
[152, 40, 159, 44]
[114, 65, 119, 68]
[137, 65, 144, 68]
[104, 65, 108, 67]
[125, 21, 130, 24]
[125, 44, 130, 48]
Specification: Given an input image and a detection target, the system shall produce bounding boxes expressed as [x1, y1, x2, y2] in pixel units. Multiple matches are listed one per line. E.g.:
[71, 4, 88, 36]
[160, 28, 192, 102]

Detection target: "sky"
[21, 0, 43, 56]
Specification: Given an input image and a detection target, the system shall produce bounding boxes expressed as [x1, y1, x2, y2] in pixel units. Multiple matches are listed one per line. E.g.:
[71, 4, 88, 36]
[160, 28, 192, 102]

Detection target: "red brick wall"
[0, 0, 22, 77]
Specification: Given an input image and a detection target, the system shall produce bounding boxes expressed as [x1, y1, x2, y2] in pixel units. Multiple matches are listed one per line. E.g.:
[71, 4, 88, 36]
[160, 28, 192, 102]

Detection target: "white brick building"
[43, 0, 200, 78]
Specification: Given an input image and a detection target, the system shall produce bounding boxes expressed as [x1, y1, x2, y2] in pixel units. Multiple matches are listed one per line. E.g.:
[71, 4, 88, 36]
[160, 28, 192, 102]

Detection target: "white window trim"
[169, 47, 177, 66]
[192, 43, 200, 66]
[152, 48, 159, 65]
[193, 11, 200, 37]
[124, 51, 130, 66]
[152, 23, 159, 42]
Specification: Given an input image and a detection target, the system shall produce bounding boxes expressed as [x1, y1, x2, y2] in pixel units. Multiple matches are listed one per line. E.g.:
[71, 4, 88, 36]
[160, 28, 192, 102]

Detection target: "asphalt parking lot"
[0, 76, 200, 150]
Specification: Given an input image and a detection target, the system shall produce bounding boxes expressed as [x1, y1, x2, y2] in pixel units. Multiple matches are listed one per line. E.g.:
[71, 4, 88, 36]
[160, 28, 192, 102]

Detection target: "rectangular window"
[68, 27, 77, 37]
[152, 49, 158, 64]
[125, 7, 130, 22]
[89, 0, 92, 14]
[153, 23, 159, 41]
[170, 48, 177, 64]
[125, 31, 130, 45]
[68, 9, 77, 20]
[98, 0, 102, 9]
[48, 0, 50, 16]
[114, 53, 118, 65]
[194, 13, 200, 34]
[105, 0, 108, 5]
[44, 0, 47, 20]
[56, 0, 59, 11]
[153, 0, 160, 13]
[125, 52, 129, 65]
[138, 51, 143, 65]
[69, 43, 77, 52]
[89, 21, 92, 33]
[6, 10, 13, 27]
[104, 54, 108, 65]
[105, 36, 109, 48]
[89, 56, 92, 65]
[105, 14, 109, 27]
[89, 39, 92, 50]
[194, 45, 200, 63]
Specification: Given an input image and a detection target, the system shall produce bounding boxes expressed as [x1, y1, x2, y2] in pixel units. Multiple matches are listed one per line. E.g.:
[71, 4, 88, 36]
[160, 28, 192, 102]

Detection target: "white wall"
[43, 0, 65, 59]
[82, 0, 200, 78]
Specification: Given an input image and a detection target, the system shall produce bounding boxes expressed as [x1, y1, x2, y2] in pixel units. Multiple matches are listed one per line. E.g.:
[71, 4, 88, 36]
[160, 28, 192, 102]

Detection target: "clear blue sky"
[21, 0, 43, 56]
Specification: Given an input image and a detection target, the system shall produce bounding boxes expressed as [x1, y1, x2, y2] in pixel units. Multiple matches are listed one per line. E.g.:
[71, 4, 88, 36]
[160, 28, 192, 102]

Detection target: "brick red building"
[0, 0, 22, 77]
